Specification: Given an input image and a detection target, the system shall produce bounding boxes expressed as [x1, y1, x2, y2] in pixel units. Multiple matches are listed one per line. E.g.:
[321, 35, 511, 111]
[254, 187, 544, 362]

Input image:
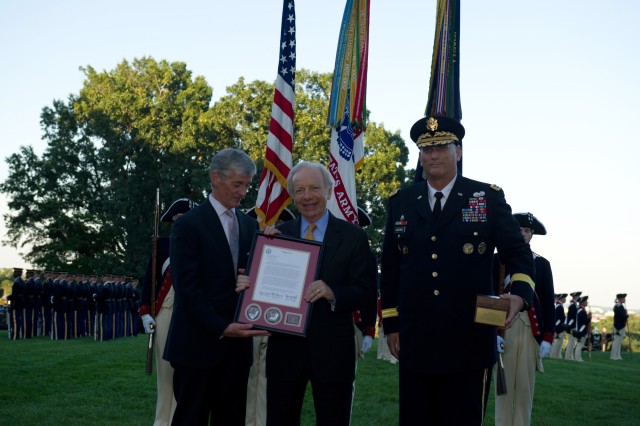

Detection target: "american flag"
[255, 0, 296, 227]
[327, 0, 370, 225]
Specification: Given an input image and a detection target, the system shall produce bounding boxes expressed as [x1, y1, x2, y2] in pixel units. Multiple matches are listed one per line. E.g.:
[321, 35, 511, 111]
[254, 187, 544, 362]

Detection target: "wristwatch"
[520, 296, 530, 311]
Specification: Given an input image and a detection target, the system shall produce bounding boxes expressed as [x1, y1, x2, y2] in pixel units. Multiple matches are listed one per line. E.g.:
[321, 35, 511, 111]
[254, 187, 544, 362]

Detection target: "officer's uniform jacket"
[380, 176, 534, 374]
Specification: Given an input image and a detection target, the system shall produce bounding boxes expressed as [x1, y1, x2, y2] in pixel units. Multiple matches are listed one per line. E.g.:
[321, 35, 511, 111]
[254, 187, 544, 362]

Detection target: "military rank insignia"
[462, 196, 487, 222]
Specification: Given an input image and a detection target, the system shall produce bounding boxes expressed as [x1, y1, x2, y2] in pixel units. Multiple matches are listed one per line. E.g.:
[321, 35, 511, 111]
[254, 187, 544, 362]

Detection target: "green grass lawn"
[1, 331, 638, 425]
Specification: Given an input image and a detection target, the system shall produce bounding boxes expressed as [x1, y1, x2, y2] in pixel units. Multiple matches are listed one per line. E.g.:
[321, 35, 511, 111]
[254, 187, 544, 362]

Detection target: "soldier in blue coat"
[571, 296, 591, 362]
[550, 293, 567, 359]
[611, 293, 629, 360]
[564, 291, 581, 360]
[380, 115, 535, 425]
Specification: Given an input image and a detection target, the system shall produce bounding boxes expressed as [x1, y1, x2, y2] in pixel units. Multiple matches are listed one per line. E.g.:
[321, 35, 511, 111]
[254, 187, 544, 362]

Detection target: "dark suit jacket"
[380, 176, 534, 374]
[266, 212, 375, 383]
[164, 199, 258, 368]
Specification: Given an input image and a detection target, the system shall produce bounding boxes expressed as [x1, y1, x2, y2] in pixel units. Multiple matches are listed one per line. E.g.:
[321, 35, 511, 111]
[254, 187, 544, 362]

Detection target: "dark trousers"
[399, 365, 489, 425]
[267, 376, 353, 426]
[172, 360, 250, 426]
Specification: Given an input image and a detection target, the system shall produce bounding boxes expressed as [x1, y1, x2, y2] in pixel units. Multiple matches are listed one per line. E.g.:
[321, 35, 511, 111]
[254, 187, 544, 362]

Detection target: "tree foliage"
[1, 58, 409, 277]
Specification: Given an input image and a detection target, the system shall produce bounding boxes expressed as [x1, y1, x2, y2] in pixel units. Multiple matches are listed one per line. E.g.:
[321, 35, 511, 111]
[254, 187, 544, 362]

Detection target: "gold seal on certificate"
[235, 232, 323, 336]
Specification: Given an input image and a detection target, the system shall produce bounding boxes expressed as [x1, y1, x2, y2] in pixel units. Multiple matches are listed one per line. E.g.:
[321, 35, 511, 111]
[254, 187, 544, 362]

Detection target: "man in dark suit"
[379, 115, 535, 425]
[240, 161, 375, 426]
[164, 148, 269, 426]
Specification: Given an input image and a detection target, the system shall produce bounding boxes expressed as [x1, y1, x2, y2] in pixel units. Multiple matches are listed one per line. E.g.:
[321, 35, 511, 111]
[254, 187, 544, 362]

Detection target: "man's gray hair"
[287, 161, 334, 193]
[209, 148, 256, 178]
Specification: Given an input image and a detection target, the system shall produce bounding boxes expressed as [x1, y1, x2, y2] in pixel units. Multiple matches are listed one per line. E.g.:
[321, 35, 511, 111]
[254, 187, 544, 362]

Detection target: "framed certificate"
[235, 232, 323, 336]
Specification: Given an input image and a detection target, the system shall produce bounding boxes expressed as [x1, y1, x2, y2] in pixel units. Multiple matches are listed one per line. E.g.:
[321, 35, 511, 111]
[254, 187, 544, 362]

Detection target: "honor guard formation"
[6, 268, 141, 341]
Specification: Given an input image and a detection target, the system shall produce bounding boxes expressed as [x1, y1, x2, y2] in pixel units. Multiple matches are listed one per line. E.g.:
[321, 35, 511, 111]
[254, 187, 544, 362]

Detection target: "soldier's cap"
[556, 293, 568, 299]
[513, 212, 547, 235]
[570, 291, 582, 298]
[357, 206, 372, 227]
[616, 293, 627, 299]
[246, 207, 295, 223]
[410, 115, 465, 148]
[579, 295, 589, 303]
[161, 198, 196, 222]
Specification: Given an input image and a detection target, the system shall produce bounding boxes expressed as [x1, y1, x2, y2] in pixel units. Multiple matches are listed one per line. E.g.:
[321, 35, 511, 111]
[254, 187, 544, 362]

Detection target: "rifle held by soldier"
[145, 188, 160, 375]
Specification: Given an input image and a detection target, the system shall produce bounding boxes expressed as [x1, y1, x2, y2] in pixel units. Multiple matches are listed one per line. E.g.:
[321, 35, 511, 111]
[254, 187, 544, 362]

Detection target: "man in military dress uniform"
[564, 291, 581, 360]
[7, 268, 25, 340]
[380, 116, 535, 425]
[550, 293, 568, 359]
[495, 212, 555, 426]
[572, 296, 590, 362]
[140, 197, 194, 426]
[610, 293, 629, 360]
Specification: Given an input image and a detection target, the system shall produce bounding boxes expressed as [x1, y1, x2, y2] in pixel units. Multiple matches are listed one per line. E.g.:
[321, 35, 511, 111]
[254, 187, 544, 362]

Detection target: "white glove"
[497, 335, 505, 353]
[539, 340, 551, 358]
[361, 335, 373, 353]
[141, 314, 156, 334]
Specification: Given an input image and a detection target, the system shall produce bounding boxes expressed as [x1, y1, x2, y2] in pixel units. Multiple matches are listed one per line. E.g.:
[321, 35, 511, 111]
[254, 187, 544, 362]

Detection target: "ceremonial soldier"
[23, 273, 36, 339]
[7, 268, 25, 340]
[51, 277, 68, 340]
[33, 273, 44, 336]
[564, 291, 581, 360]
[380, 116, 535, 424]
[610, 293, 629, 360]
[495, 212, 555, 426]
[140, 197, 194, 426]
[353, 207, 378, 360]
[41, 274, 54, 338]
[550, 293, 568, 359]
[572, 296, 590, 362]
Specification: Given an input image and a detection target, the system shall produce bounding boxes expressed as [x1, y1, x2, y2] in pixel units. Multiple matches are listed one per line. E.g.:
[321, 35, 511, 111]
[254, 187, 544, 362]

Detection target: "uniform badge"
[478, 242, 487, 255]
[462, 196, 487, 222]
[473, 191, 485, 197]
[401, 245, 409, 255]
[394, 215, 407, 235]
[463, 243, 474, 255]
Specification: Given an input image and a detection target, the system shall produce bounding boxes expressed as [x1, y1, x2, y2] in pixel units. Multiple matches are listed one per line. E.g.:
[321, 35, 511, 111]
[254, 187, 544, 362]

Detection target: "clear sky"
[1, 1, 639, 309]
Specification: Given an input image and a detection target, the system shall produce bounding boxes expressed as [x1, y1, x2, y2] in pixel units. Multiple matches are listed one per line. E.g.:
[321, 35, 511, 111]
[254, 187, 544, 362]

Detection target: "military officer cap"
[357, 206, 372, 227]
[245, 207, 295, 223]
[579, 295, 589, 303]
[616, 293, 627, 299]
[513, 212, 547, 235]
[570, 291, 582, 298]
[410, 115, 465, 147]
[161, 198, 196, 222]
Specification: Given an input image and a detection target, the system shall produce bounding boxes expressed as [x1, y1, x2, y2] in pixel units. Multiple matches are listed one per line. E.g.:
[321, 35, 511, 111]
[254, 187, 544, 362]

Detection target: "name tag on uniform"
[474, 295, 509, 327]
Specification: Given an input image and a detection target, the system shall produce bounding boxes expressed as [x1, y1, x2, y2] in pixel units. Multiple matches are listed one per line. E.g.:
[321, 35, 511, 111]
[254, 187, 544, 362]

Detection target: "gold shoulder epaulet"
[389, 188, 400, 198]
[490, 184, 502, 192]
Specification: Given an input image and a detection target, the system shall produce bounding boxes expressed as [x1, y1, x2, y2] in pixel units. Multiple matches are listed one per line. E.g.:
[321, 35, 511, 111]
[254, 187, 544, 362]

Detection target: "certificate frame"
[235, 232, 323, 336]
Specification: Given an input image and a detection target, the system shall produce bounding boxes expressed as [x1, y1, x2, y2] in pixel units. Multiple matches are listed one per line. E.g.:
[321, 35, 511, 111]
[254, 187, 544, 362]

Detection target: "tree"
[1, 57, 220, 276]
[1, 60, 409, 277]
